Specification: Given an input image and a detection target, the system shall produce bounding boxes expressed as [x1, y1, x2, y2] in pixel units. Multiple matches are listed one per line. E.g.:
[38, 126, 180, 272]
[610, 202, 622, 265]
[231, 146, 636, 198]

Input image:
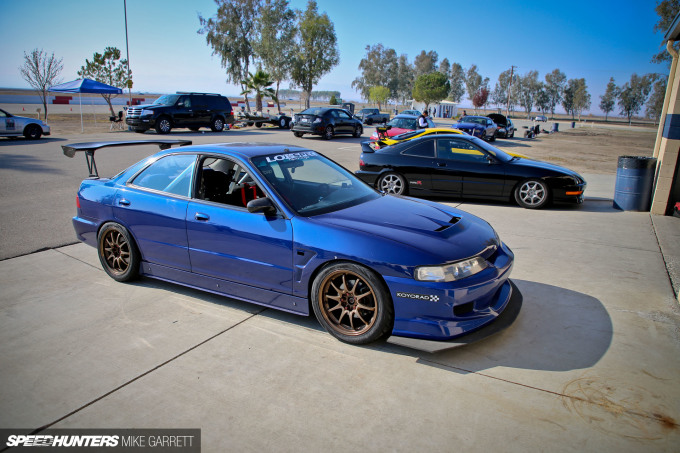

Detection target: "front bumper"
[386, 241, 515, 340]
[126, 117, 154, 129]
[553, 181, 587, 204]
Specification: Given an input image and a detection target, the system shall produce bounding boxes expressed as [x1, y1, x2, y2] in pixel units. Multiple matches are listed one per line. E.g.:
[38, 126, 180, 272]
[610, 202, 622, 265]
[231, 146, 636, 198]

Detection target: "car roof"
[394, 114, 418, 118]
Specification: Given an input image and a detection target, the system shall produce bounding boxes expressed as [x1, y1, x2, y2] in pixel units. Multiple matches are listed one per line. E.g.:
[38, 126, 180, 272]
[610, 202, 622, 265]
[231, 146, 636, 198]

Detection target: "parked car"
[369, 114, 435, 140]
[291, 107, 362, 139]
[455, 116, 498, 141]
[126, 92, 235, 134]
[354, 108, 390, 125]
[534, 115, 548, 122]
[356, 134, 586, 209]
[400, 109, 422, 116]
[487, 113, 516, 139]
[65, 140, 516, 344]
[0, 108, 50, 139]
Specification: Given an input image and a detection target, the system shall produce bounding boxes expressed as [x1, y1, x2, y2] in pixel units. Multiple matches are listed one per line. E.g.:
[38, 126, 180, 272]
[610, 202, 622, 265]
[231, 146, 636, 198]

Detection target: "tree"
[412, 72, 450, 111]
[513, 71, 541, 118]
[18, 49, 63, 120]
[438, 58, 451, 78]
[254, 0, 296, 113]
[646, 77, 667, 124]
[448, 63, 466, 102]
[77, 47, 130, 116]
[490, 68, 515, 109]
[568, 78, 592, 121]
[240, 69, 277, 112]
[652, 0, 680, 65]
[464, 65, 483, 107]
[599, 77, 619, 121]
[352, 44, 398, 102]
[472, 88, 490, 111]
[329, 94, 338, 105]
[395, 54, 414, 105]
[618, 73, 655, 124]
[290, 1, 339, 109]
[369, 86, 390, 110]
[535, 83, 551, 115]
[199, 0, 261, 111]
[413, 50, 438, 78]
[562, 84, 575, 119]
[544, 69, 566, 118]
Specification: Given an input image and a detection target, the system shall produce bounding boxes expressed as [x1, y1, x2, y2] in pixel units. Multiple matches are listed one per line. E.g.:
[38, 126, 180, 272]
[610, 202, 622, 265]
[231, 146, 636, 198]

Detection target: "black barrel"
[552, 123, 559, 132]
[613, 156, 657, 211]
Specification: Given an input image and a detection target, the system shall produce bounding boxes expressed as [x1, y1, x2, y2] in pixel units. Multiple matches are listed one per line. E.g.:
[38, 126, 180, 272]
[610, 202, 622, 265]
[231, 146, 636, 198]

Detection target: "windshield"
[300, 107, 326, 116]
[252, 151, 379, 216]
[153, 95, 180, 106]
[387, 117, 417, 129]
[460, 116, 486, 125]
[472, 137, 514, 162]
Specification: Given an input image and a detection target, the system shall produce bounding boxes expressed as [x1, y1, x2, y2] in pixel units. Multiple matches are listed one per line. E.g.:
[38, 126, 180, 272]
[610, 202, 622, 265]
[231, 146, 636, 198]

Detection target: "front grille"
[127, 107, 143, 118]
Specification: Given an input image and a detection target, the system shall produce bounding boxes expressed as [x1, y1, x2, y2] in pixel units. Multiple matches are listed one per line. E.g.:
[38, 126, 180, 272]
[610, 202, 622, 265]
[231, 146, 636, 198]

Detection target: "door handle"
[119, 198, 130, 206]
[194, 213, 210, 221]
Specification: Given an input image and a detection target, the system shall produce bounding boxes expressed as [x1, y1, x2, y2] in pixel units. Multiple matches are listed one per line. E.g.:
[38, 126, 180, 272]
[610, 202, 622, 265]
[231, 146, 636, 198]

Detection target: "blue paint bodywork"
[72, 143, 515, 340]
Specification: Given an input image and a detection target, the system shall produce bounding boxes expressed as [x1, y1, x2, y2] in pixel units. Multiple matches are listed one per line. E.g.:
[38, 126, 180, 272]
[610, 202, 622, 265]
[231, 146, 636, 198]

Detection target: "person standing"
[418, 110, 429, 129]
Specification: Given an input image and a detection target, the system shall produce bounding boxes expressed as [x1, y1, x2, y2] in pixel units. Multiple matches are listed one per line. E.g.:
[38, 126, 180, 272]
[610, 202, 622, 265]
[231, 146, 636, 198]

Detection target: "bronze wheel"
[97, 223, 140, 282]
[311, 263, 393, 344]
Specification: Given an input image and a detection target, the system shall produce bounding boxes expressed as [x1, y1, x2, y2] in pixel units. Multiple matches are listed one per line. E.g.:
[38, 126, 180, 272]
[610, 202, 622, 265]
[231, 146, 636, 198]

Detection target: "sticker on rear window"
[266, 151, 317, 163]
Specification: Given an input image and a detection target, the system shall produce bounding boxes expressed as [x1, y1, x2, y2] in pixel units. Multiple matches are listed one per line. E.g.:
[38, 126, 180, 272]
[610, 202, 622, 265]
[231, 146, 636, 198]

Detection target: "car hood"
[314, 195, 498, 263]
[512, 158, 583, 179]
[370, 127, 410, 139]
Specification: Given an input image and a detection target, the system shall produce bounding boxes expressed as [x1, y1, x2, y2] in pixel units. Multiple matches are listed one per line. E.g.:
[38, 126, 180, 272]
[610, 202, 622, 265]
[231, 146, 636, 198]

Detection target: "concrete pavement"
[0, 173, 679, 451]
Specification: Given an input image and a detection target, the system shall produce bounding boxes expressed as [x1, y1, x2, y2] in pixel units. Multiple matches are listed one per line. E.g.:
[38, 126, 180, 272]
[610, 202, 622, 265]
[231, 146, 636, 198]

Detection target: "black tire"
[210, 117, 224, 132]
[279, 117, 289, 129]
[255, 122, 262, 128]
[323, 125, 334, 140]
[293, 131, 304, 138]
[509, 129, 515, 138]
[311, 262, 394, 345]
[490, 131, 497, 142]
[515, 179, 550, 209]
[155, 116, 172, 134]
[23, 124, 42, 140]
[365, 118, 373, 125]
[353, 124, 363, 138]
[377, 172, 407, 195]
[97, 222, 140, 282]
[247, 122, 254, 127]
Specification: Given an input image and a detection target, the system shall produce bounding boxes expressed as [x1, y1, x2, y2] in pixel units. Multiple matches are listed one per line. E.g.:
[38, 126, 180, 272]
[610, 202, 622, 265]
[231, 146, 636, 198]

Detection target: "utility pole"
[124, 0, 132, 108]
[506, 65, 516, 117]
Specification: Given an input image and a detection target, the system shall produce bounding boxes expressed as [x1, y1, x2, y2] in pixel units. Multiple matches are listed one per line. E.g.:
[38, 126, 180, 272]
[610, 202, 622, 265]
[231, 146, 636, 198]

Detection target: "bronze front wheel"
[97, 222, 140, 282]
[311, 263, 393, 344]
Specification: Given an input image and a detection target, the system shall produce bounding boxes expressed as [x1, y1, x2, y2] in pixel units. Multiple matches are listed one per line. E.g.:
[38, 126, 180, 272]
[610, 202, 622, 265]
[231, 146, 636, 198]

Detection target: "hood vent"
[433, 216, 461, 232]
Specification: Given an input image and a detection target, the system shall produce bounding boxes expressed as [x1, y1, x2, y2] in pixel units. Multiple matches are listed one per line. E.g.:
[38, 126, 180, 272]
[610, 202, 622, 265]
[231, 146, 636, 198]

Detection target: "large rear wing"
[62, 139, 192, 178]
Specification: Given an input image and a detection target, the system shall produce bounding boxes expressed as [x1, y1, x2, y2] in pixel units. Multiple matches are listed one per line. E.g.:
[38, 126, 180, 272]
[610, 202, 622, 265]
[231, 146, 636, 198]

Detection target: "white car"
[534, 115, 548, 122]
[0, 108, 51, 139]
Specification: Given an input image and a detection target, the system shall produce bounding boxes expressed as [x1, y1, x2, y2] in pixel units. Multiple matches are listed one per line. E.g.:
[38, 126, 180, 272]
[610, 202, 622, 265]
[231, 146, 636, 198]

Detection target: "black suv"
[126, 92, 234, 134]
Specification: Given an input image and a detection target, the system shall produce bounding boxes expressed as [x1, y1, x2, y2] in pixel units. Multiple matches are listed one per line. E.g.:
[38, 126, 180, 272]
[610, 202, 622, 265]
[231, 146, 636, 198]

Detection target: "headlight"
[312, 117, 322, 124]
[415, 256, 488, 282]
[141, 109, 154, 116]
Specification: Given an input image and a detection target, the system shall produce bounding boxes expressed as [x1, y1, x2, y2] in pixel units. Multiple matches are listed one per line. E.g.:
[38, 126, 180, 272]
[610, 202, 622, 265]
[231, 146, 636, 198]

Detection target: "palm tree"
[240, 69, 278, 113]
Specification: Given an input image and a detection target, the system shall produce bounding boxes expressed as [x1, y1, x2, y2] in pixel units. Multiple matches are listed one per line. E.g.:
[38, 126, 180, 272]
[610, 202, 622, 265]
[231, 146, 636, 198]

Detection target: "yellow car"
[373, 127, 528, 158]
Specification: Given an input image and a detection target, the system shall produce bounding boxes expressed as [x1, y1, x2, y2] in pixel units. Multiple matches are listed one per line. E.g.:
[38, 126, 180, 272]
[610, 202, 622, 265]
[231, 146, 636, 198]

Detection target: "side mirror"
[247, 197, 277, 215]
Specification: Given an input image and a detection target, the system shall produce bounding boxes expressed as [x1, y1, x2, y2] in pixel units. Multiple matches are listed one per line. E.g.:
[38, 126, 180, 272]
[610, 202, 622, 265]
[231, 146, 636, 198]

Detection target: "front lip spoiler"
[386, 280, 523, 353]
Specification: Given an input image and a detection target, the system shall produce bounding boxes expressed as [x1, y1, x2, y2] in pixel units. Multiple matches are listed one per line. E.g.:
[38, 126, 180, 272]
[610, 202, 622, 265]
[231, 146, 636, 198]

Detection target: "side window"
[131, 154, 196, 197]
[337, 110, 351, 119]
[197, 157, 264, 209]
[191, 95, 206, 109]
[436, 139, 487, 162]
[402, 140, 434, 158]
[177, 96, 191, 108]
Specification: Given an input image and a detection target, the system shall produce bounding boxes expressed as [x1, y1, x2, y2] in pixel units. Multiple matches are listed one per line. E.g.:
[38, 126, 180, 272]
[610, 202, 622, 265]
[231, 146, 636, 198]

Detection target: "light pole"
[124, 0, 132, 108]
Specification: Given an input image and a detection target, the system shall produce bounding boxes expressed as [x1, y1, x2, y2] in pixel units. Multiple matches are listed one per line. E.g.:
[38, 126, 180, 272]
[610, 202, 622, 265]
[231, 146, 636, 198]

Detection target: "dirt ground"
[38, 113, 658, 176]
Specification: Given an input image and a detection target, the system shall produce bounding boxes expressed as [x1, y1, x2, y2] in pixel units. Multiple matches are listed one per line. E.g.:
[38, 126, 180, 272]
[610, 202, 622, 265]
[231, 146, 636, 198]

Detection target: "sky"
[0, 0, 668, 115]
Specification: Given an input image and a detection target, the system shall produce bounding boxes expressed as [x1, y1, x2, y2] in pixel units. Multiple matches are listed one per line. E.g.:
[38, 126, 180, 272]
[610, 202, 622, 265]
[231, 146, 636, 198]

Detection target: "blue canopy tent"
[49, 78, 122, 132]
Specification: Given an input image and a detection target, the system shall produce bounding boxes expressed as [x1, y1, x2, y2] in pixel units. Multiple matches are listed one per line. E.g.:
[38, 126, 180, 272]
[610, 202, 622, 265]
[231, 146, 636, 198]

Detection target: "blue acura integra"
[65, 140, 516, 345]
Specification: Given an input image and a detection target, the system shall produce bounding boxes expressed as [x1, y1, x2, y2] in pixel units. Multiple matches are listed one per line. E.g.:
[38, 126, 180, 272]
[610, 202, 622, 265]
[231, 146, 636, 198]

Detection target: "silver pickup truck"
[354, 108, 390, 125]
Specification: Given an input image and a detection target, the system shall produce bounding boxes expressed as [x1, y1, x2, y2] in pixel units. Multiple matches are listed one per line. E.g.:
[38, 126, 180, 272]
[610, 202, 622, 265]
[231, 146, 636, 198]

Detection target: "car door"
[191, 95, 211, 126]
[394, 139, 435, 192]
[186, 156, 294, 298]
[434, 138, 506, 199]
[336, 109, 355, 133]
[172, 95, 194, 126]
[113, 153, 197, 271]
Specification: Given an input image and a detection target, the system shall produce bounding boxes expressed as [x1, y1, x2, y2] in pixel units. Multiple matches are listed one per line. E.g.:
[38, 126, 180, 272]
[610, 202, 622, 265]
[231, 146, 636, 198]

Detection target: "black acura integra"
[356, 134, 586, 209]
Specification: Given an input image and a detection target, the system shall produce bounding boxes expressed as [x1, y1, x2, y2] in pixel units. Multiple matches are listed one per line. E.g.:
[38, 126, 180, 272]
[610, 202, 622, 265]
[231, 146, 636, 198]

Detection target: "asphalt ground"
[1, 122, 679, 451]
